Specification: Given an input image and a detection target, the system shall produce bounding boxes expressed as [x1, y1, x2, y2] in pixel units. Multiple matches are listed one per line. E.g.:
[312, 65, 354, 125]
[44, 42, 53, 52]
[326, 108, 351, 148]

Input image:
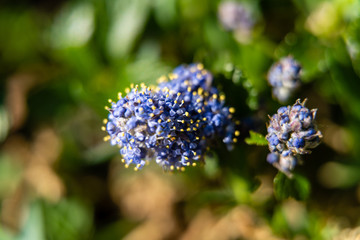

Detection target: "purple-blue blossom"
[104, 63, 239, 171]
[266, 99, 322, 176]
[268, 56, 302, 103]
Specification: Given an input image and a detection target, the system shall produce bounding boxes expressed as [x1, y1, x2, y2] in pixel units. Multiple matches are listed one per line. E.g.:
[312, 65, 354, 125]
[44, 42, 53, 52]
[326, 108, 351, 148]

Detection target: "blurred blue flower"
[218, 1, 255, 43]
[104, 63, 238, 171]
[268, 56, 302, 103]
[266, 99, 322, 176]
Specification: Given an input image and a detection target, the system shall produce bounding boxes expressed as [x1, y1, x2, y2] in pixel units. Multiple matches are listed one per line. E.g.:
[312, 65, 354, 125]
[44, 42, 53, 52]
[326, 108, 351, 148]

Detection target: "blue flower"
[268, 56, 302, 103]
[104, 63, 238, 171]
[266, 99, 322, 176]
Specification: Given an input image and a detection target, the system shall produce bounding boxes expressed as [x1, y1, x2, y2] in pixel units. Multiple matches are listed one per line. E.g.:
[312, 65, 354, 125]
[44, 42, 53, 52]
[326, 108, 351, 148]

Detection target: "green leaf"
[245, 131, 268, 146]
[273, 172, 311, 201]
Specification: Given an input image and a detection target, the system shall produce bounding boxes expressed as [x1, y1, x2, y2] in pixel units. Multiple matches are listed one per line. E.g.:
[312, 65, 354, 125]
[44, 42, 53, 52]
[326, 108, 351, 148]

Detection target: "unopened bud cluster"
[266, 99, 322, 176]
[104, 63, 238, 171]
[268, 56, 302, 103]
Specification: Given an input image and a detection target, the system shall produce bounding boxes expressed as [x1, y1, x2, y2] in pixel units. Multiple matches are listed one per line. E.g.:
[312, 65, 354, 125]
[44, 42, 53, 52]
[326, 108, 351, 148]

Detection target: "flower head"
[266, 99, 322, 176]
[104, 63, 238, 171]
[218, 1, 254, 43]
[268, 56, 302, 102]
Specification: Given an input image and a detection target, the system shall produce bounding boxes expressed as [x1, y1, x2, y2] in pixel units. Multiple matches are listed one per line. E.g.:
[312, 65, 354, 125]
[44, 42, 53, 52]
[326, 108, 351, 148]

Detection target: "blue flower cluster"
[266, 99, 322, 176]
[218, 1, 254, 43]
[104, 63, 239, 171]
[267, 56, 302, 103]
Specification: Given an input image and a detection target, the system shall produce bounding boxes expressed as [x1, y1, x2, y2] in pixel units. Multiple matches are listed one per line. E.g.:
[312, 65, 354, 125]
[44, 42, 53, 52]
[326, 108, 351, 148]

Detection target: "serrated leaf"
[245, 130, 268, 146]
[273, 172, 311, 201]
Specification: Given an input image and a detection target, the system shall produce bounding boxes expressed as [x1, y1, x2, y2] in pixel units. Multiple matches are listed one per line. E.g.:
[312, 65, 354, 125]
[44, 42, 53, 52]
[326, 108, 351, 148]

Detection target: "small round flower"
[104, 63, 239, 171]
[268, 56, 302, 102]
[266, 99, 322, 176]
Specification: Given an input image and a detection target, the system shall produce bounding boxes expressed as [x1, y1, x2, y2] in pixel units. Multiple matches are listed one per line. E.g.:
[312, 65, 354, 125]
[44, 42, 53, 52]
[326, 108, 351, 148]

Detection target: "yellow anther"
[121, 159, 125, 163]
[137, 99, 141, 103]
[181, 120, 185, 123]
[180, 167, 185, 171]
[124, 164, 129, 168]
[220, 94, 226, 101]
[203, 117, 207, 121]
[130, 84, 134, 88]
[157, 75, 167, 83]
[167, 119, 171, 122]
[185, 112, 189, 117]
[118, 92, 122, 99]
[103, 136, 110, 141]
[195, 124, 199, 127]
[196, 98, 201, 103]
[170, 165, 175, 170]
[166, 145, 170, 149]
[193, 91, 197, 96]
[158, 119, 162, 123]
[184, 80, 189, 85]
[108, 99, 113, 103]
[173, 126, 176, 130]
[190, 119, 194, 124]
[174, 100, 178, 104]
[180, 129, 184, 132]
[134, 167, 138, 171]
[196, 73, 202, 79]
[184, 156, 189, 160]
[195, 136, 200, 140]
[192, 162, 197, 167]
[140, 83, 146, 88]
[197, 63, 204, 70]
[187, 162, 190, 166]
[148, 99, 153, 103]
[197, 109, 202, 113]
[233, 138, 238, 143]
[105, 106, 110, 111]
[166, 94, 169, 98]
[120, 132, 125, 137]
[212, 94, 218, 99]
[101, 126, 106, 131]
[236, 120, 241, 125]
[235, 130, 240, 136]
[130, 139, 135, 143]
[149, 113, 155, 117]
[187, 128, 191, 131]
[193, 128, 197, 131]
[198, 88, 203, 95]
[125, 88, 130, 94]
[187, 86, 192, 92]
[129, 146, 133, 150]
[169, 73, 178, 80]
[229, 107, 235, 113]
[103, 119, 108, 124]
[201, 70, 207, 75]
[152, 106, 156, 110]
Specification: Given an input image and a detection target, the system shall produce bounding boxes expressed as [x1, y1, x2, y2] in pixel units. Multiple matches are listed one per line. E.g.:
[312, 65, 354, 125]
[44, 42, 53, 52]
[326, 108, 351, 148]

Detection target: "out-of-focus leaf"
[43, 198, 93, 240]
[17, 201, 45, 240]
[0, 154, 22, 198]
[153, 0, 178, 29]
[0, 226, 15, 240]
[50, 2, 95, 49]
[245, 130, 268, 146]
[106, 0, 151, 59]
[230, 175, 251, 203]
[273, 172, 310, 201]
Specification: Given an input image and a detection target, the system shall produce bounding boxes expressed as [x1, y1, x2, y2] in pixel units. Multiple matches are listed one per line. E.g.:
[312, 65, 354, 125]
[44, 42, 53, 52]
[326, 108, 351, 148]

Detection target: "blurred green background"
[0, 0, 360, 239]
